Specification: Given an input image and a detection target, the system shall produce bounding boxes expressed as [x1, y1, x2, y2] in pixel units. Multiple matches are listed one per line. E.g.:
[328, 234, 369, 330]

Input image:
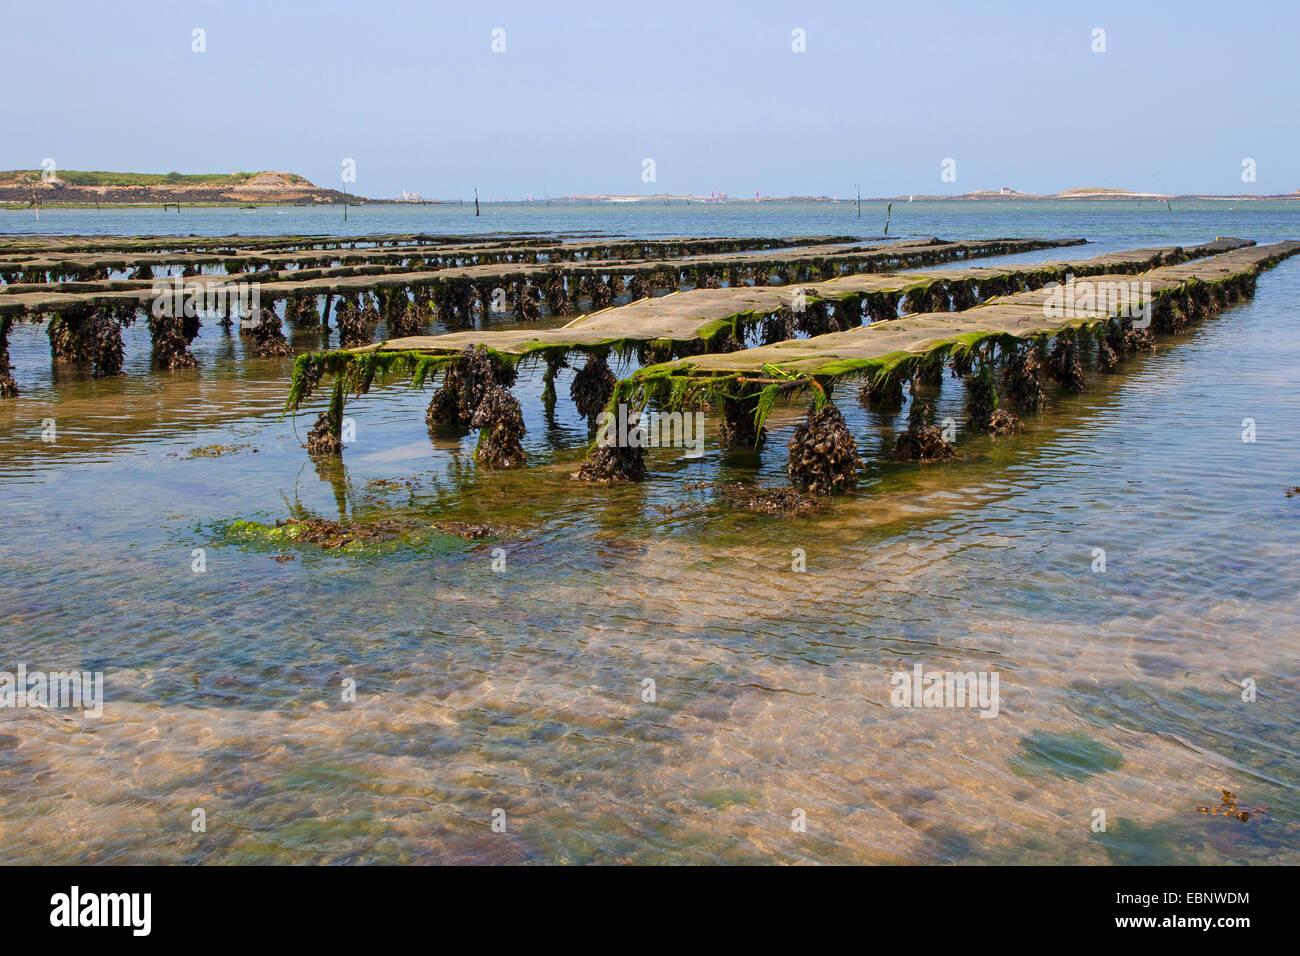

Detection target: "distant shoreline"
[2, 170, 1296, 209]
[4, 194, 1297, 212]
[4, 168, 1297, 209]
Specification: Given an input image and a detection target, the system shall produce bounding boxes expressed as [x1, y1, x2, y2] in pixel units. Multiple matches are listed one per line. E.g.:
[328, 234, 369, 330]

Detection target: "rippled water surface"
[1, 202, 1297, 863]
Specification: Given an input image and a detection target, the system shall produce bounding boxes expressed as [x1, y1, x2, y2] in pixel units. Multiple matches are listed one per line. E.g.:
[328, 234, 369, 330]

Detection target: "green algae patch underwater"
[697, 787, 761, 810]
[222, 517, 401, 554]
[217, 513, 514, 558]
[1009, 730, 1125, 782]
[221, 517, 416, 556]
[1088, 806, 1287, 866]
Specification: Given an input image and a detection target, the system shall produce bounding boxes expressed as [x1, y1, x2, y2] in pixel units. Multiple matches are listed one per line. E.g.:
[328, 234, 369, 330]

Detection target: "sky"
[2, 0, 1297, 199]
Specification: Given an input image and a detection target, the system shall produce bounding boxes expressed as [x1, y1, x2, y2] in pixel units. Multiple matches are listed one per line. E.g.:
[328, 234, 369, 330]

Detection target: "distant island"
[2, 171, 1295, 208]
[0, 170, 371, 207]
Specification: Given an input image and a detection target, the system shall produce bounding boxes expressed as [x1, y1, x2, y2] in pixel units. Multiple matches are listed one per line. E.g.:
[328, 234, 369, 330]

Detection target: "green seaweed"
[1010, 731, 1124, 782]
[697, 788, 760, 809]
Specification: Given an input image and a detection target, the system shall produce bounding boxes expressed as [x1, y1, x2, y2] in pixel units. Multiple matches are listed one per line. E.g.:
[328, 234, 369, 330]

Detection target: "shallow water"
[1, 202, 1297, 864]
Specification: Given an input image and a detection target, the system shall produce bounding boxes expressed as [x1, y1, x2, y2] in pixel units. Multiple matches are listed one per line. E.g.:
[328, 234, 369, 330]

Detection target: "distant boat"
[908, 195, 914, 203]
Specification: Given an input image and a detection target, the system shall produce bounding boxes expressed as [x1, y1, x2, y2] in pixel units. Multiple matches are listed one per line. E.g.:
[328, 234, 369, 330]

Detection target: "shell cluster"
[1001, 344, 1046, 412]
[570, 354, 616, 426]
[787, 403, 862, 496]
[575, 443, 647, 484]
[1046, 331, 1085, 392]
[892, 400, 955, 462]
[247, 306, 293, 357]
[471, 385, 527, 469]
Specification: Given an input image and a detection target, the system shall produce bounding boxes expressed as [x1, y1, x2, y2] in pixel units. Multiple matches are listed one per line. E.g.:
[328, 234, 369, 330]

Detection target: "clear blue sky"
[2, 0, 1296, 199]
